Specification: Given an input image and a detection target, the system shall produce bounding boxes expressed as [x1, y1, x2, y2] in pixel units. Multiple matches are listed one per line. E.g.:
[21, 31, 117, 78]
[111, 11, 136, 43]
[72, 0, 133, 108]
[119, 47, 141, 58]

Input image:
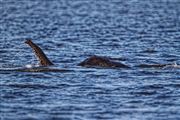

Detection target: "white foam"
[164, 62, 180, 69]
[25, 64, 33, 68]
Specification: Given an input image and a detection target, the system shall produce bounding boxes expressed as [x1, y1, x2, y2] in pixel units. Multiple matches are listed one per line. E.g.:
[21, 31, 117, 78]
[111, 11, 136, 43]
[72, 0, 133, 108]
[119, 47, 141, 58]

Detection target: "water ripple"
[0, 0, 180, 120]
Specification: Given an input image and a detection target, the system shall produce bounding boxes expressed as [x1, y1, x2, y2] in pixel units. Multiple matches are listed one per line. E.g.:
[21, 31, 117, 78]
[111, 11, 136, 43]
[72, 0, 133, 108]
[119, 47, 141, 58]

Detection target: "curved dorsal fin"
[25, 39, 54, 66]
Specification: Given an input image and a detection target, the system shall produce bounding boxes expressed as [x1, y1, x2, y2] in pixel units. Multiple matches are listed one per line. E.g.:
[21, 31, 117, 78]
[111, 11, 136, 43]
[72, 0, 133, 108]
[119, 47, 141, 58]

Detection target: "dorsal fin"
[25, 39, 54, 66]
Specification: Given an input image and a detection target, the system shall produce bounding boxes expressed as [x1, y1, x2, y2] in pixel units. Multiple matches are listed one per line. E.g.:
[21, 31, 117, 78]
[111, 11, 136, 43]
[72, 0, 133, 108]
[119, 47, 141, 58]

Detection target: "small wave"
[0, 65, 74, 72]
[163, 62, 180, 69]
[141, 48, 157, 53]
[3, 83, 59, 89]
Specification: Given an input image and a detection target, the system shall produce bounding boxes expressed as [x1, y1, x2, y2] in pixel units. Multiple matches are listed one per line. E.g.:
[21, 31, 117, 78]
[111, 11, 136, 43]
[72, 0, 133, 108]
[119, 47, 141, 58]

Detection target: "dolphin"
[25, 40, 179, 69]
[25, 40, 129, 68]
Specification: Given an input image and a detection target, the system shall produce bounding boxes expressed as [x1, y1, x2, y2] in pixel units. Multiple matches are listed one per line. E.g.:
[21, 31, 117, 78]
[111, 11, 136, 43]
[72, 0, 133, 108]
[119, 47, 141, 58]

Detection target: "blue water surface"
[0, 0, 180, 120]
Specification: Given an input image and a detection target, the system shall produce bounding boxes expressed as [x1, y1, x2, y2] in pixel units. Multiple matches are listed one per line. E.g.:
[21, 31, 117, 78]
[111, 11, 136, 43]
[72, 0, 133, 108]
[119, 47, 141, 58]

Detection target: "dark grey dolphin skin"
[25, 40, 129, 68]
[25, 39, 54, 66]
[78, 55, 129, 68]
[25, 40, 177, 69]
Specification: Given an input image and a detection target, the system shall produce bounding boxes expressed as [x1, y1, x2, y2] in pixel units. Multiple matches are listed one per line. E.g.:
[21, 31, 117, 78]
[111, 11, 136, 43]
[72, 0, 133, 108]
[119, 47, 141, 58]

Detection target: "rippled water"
[0, 0, 180, 120]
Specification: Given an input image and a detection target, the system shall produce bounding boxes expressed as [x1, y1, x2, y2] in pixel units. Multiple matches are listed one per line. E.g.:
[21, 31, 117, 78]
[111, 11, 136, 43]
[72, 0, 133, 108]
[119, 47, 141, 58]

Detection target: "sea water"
[0, 0, 180, 120]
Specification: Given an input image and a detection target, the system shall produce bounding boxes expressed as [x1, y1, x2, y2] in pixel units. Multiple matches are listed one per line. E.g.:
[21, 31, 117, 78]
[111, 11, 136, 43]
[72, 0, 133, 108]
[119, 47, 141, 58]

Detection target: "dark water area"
[0, 0, 180, 120]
